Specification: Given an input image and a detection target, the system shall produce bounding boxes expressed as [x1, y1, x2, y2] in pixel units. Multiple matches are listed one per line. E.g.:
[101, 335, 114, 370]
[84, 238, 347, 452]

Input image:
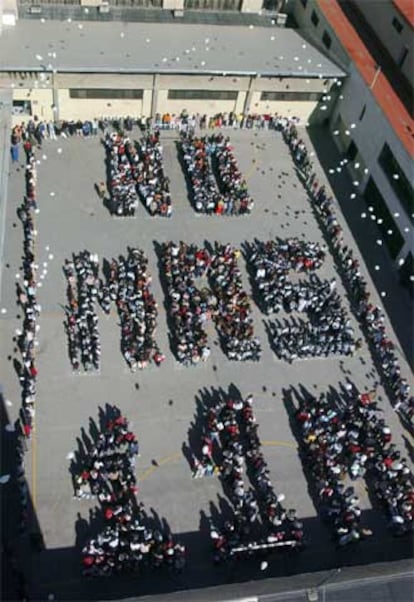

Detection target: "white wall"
[158, 74, 250, 91]
[55, 73, 154, 89]
[155, 90, 238, 117]
[248, 96, 319, 121]
[12, 87, 54, 124]
[57, 89, 144, 120]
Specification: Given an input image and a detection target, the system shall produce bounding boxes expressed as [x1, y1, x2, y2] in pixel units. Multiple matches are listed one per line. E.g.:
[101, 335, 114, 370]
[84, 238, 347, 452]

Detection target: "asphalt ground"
[0, 126, 412, 600]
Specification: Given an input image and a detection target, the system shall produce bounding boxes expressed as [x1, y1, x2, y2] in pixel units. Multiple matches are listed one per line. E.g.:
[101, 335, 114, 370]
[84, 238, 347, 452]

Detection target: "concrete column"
[51, 72, 59, 122]
[240, 0, 263, 13]
[142, 89, 152, 117]
[243, 75, 256, 114]
[151, 74, 160, 118]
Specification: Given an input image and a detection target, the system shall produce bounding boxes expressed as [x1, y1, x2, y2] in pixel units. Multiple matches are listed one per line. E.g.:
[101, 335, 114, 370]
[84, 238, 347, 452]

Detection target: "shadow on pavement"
[306, 125, 413, 366]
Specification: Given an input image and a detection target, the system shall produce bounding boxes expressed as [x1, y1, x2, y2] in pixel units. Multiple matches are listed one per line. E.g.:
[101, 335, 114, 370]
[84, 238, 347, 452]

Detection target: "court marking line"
[138, 440, 297, 481]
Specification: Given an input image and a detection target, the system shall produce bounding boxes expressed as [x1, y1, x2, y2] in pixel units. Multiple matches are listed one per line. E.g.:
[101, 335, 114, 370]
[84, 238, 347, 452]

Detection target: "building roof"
[318, 0, 414, 158]
[393, 0, 414, 28]
[0, 20, 345, 78]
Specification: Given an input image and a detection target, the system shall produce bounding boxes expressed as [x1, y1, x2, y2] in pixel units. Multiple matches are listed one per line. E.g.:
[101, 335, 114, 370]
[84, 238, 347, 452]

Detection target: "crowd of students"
[161, 241, 260, 365]
[213, 134, 254, 215]
[64, 248, 163, 371]
[15, 145, 41, 440]
[104, 132, 139, 216]
[100, 248, 164, 370]
[134, 130, 172, 217]
[279, 119, 413, 426]
[75, 408, 186, 576]
[209, 243, 261, 361]
[11, 113, 292, 152]
[180, 132, 254, 215]
[247, 238, 358, 361]
[191, 391, 303, 562]
[64, 251, 101, 372]
[104, 130, 172, 217]
[295, 385, 413, 543]
[162, 241, 213, 366]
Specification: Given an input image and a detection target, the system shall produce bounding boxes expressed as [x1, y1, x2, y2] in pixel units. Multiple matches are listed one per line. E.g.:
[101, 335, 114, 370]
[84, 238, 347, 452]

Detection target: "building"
[0, 19, 344, 125]
[0, 0, 412, 284]
[291, 0, 413, 287]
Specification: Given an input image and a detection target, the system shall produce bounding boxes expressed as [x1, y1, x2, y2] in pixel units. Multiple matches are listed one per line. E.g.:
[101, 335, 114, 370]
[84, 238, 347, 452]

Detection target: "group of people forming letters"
[104, 130, 172, 217]
[73, 407, 186, 576]
[191, 390, 303, 562]
[64, 248, 163, 372]
[162, 241, 261, 365]
[247, 238, 360, 361]
[180, 132, 254, 215]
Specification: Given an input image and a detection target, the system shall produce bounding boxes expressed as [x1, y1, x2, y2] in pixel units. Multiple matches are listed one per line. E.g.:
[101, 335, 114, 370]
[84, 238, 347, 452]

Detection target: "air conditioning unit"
[28, 6, 42, 14]
[99, 2, 110, 13]
[276, 12, 287, 26]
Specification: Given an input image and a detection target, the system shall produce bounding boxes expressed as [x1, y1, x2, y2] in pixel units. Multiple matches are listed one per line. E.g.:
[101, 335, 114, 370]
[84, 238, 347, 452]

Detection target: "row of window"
[67, 89, 324, 102]
[260, 91, 323, 101]
[378, 143, 414, 222]
[69, 89, 144, 99]
[167, 90, 238, 100]
[299, 1, 332, 50]
[301, 1, 404, 51]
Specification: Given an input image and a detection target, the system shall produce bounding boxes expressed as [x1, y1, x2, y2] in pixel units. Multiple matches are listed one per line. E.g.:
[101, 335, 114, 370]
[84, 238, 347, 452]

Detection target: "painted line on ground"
[138, 440, 297, 482]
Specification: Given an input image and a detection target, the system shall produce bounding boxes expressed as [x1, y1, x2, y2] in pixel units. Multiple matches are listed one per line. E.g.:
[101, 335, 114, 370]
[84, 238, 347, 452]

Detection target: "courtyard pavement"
[0, 126, 412, 600]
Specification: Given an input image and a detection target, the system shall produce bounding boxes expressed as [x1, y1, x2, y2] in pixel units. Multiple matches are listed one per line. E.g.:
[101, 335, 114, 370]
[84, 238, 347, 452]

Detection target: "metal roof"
[0, 20, 345, 78]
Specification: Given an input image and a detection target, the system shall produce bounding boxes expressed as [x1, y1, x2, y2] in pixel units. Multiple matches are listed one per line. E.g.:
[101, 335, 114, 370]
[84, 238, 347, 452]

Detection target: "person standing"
[11, 143, 19, 163]
[97, 182, 107, 199]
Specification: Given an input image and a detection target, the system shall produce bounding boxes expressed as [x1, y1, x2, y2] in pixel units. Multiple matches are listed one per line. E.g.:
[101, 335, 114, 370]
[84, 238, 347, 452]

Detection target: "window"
[260, 91, 323, 101]
[12, 100, 32, 116]
[398, 45, 409, 68]
[167, 90, 238, 100]
[311, 10, 319, 27]
[69, 89, 143, 99]
[359, 104, 366, 121]
[378, 143, 414, 221]
[392, 16, 403, 33]
[399, 252, 413, 296]
[322, 30, 332, 49]
[346, 140, 358, 162]
[364, 177, 404, 259]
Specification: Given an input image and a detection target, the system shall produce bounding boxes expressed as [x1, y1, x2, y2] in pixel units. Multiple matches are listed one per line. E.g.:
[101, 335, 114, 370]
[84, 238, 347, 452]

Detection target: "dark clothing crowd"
[76, 408, 185, 576]
[134, 130, 172, 217]
[162, 241, 260, 365]
[209, 243, 261, 361]
[16, 144, 41, 440]
[64, 249, 162, 371]
[180, 132, 254, 215]
[104, 132, 139, 216]
[296, 386, 413, 543]
[99, 248, 164, 370]
[247, 239, 358, 361]
[192, 392, 303, 562]
[104, 131, 172, 217]
[64, 251, 101, 372]
[279, 119, 413, 425]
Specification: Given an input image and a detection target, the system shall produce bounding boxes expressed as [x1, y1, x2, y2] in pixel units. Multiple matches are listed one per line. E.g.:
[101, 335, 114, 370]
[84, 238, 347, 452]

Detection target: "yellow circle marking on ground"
[138, 441, 297, 481]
